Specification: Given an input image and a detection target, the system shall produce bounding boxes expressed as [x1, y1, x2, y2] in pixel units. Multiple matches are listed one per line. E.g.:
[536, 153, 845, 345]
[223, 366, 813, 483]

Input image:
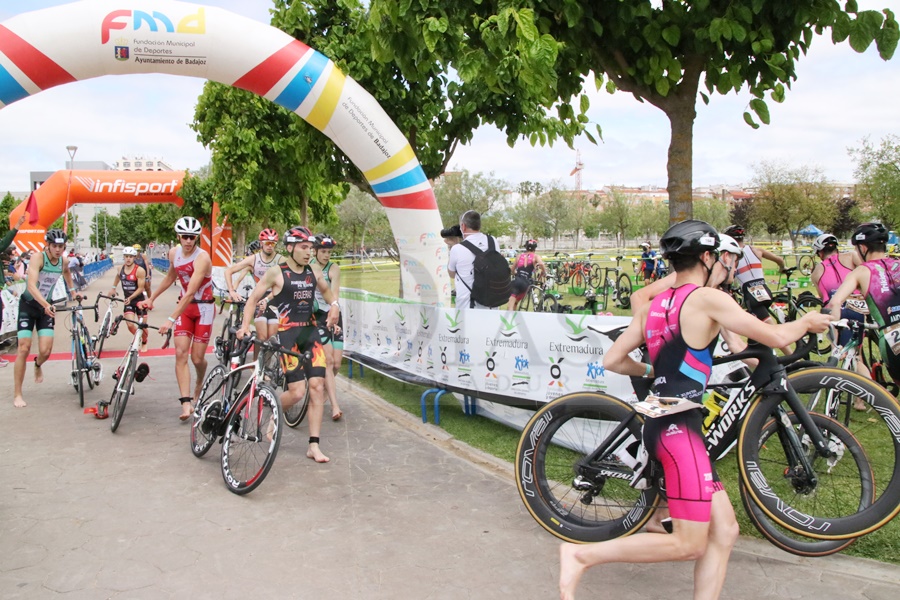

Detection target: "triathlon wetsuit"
[271, 263, 326, 384]
[510, 252, 538, 299]
[313, 260, 343, 349]
[644, 284, 724, 522]
[17, 251, 63, 338]
[172, 246, 214, 344]
[862, 258, 900, 381]
[735, 245, 773, 319]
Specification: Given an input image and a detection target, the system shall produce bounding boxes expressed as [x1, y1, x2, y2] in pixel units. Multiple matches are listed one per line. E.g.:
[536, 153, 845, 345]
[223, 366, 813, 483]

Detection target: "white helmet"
[122, 246, 137, 257]
[175, 216, 202, 236]
[717, 234, 742, 256]
[812, 233, 838, 253]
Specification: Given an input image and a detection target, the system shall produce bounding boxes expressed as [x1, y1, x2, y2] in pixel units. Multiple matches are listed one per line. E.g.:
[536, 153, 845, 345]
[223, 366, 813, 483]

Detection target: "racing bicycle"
[94, 293, 124, 359]
[57, 295, 101, 408]
[515, 334, 900, 556]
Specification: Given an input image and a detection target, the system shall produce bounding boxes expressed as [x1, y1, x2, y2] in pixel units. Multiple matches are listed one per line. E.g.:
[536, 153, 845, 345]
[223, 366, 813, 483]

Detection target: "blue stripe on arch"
[0, 63, 28, 106]
[273, 51, 330, 111]
[371, 166, 428, 195]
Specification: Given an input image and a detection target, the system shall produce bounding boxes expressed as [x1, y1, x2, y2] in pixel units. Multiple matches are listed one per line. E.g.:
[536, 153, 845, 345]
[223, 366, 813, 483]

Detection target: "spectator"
[440, 224, 463, 249]
[448, 210, 501, 310]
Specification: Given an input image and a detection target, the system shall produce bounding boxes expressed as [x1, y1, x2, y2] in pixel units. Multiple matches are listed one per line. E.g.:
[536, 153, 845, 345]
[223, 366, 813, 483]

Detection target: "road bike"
[515, 334, 900, 556]
[94, 293, 124, 359]
[102, 314, 171, 433]
[190, 332, 310, 495]
[213, 283, 259, 365]
[592, 261, 632, 311]
[519, 275, 563, 314]
[796, 251, 816, 277]
[57, 295, 101, 408]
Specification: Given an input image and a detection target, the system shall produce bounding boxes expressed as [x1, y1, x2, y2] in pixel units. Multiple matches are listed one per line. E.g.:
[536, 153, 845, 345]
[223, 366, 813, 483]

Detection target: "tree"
[0, 192, 17, 237]
[597, 189, 633, 246]
[534, 181, 573, 250]
[370, 1, 898, 223]
[750, 162, 838, 244]
[832, 194, 866, 238]
[851, 134, 900, 229]
[433, 169, 511, 234]
[336, 188, 393, 260]
[693, 196, 732, 232]
[631, 199, 669, 240]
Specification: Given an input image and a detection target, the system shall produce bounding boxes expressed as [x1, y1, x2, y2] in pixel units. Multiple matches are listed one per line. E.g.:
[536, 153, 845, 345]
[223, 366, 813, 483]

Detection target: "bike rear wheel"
[191, 364, 229, 458]
[515, 392, 659, 543]
[616, 274, 632, 310]
[96, 313, 111, 359]
[73, 339, 85, 408]
[570, 271, 587, 296]
[794, 294, 829, 354]
[539, 293, 559, 314]
[110, 353, 137, 433]
[221, 383, 282, 495]
[738, 412, 869, 557]
[798, 255, 816, 277]
[739, 368, 900, 539]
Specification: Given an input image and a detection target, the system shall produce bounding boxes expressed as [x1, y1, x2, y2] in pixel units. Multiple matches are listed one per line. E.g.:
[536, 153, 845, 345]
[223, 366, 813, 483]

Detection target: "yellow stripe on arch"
[306, 65, 346, 132]
[364, 144, 415, 183]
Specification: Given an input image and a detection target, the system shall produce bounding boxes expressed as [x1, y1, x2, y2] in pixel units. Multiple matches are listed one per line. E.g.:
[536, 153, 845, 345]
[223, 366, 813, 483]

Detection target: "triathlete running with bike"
[237, 226, 340, 463]
[225, 228, 282, 343]
[107, 245, 149, 351]
[559, 220, 830, 600]
[132, 243, 152, 296]
[312, 233, 344, 422]
[508, 238, 546, 311]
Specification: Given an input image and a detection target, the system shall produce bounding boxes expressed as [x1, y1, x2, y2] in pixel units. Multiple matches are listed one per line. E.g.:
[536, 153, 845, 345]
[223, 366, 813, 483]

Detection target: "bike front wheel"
[515, 392, 659, 543]
[739, 367, 900, 539]
[110, 353, 137, 433]
[283, 378, 310, 428]
[738, 411, 869, 557]
[616, 273, 632, 310]
[191, 364, 229, 458]
[221, 383, 282, 495]
[96, 313, 111, 359]
[72, 340, 85, 408]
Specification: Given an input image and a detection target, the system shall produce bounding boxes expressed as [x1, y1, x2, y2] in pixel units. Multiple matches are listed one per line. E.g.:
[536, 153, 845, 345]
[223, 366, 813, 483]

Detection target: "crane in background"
[570, 150, 583, 192]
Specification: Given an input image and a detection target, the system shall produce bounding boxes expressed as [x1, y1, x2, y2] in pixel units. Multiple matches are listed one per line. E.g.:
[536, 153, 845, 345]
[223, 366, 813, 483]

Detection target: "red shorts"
[174, 302, 215, 344]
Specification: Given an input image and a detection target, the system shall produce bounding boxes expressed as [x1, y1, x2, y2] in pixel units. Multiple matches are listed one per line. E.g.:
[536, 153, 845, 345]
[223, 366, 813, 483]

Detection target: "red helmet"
[258, 228, 279, 242]
[283, 226, 313, 245]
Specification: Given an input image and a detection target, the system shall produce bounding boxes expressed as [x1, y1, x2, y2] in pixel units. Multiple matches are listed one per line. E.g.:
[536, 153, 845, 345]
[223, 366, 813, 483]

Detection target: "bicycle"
[94, 293, 125, 359]
[519, 275, 563, 313]
[765, 267, 828, 354]
[259, 331, 310, 428]
[102, 314, 172, 433]
[796, 251, 816, 277]
[190, 332, 309, 495]
[515, 334, 900, 556]
[57, 295, 102, 408]
[214, 283, 260, 365]
[593, 261, 632, 311]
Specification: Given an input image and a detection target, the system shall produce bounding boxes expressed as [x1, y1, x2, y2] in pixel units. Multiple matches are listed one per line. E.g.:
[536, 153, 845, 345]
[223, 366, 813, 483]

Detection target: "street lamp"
[64, 145, 78, 249]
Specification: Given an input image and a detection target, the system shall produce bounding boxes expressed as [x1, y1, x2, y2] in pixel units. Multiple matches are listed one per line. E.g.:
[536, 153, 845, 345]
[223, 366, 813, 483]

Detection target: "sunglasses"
[180, 234, 197, 241]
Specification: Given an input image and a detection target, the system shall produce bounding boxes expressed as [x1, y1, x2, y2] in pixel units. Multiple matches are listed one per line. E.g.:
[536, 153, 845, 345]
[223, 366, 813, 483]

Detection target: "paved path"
[1, 270, 899, 598]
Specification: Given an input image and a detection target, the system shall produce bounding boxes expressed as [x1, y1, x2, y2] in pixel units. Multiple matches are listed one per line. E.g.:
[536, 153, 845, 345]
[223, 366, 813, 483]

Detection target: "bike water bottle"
[701, 390, 728, 432]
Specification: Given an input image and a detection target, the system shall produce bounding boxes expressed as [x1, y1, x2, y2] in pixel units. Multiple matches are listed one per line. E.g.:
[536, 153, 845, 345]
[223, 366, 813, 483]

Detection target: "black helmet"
[314, 234, 336, 249]
[44, 228, 67, 244]
[248, 240, 261, 254]
[723, 224, 745, 239]
[851, 222, 888, 246]
[812, 233, 838, 253]
[524, 239, 538, 251]
[660, 220, 719, 259]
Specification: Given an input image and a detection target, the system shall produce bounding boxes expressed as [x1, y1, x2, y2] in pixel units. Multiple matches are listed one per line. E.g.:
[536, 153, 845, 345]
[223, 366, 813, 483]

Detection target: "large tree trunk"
[665, 99, 696, 225]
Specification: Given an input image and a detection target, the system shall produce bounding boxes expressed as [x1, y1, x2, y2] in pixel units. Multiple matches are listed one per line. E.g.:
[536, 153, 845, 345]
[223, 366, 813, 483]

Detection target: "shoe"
[95, 403, 109, 419]
[0, 357, 9, 367]
[135, 363, 150, 383]
[112, 366, 123, 381]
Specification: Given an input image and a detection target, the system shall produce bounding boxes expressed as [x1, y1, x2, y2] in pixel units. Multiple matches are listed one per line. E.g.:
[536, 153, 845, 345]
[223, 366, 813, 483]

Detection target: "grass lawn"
[338, 255, 900, 564]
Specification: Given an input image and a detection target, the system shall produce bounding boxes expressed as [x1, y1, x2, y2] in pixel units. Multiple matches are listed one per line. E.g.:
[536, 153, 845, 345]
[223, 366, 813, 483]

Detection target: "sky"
[1, 0, 899, 195]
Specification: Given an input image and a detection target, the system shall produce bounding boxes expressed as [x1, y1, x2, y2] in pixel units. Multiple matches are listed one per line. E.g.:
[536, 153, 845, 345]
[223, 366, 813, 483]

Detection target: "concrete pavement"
[1, 271, 899, 599]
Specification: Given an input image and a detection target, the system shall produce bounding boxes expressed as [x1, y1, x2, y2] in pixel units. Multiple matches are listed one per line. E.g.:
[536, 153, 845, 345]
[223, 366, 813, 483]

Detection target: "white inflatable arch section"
[0, 0, 449, 304]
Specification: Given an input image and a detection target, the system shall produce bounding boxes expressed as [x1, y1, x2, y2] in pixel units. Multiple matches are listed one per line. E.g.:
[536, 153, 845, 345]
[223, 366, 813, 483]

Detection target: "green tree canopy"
[851, 134, 900, 228]
[750, 162, 838, 243]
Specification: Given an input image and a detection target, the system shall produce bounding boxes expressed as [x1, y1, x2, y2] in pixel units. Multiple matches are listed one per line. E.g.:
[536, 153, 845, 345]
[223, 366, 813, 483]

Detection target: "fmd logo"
[403, 259, 419, 269]
[102, 8, 207, 44]
[419, 232, 437, 244]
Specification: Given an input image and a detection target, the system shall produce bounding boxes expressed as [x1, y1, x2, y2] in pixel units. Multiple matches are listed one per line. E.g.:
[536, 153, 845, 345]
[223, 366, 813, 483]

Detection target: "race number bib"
[746, 279, 771, 302]
[884, 322, 900, 355]
[846, 296, 869, 316]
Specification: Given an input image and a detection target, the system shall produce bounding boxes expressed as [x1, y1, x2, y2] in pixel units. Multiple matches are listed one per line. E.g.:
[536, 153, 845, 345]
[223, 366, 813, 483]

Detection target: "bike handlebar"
[230, 328, 311, 363]
[112, 315, 173, 349]
[56, 296, 99, 321]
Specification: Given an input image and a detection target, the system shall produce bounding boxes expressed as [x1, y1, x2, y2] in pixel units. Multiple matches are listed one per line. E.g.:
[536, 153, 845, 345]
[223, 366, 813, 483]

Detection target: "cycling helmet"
[122, 246, 138, 257]
[314, 234, 336, 249]
[44, 228, 67, 244]
[133, 243, 143, 251]
[283, 225, 313, 245]
[248, 240, 261, 254]
[812, 233, 839, 253]
[724, 224, 745, 240]
[717, 234, 742, 256]
[851, 222, 889, 246]
[640, 242, 651, 249]
[659, 220, 719, 259]
[524, 239, 538, 251]
[258, 228, 279, 242]
[175, 216, 202, 236]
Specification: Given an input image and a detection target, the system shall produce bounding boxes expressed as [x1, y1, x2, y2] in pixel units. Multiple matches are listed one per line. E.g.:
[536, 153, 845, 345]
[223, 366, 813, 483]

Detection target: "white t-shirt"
[448, 231, 498, 309]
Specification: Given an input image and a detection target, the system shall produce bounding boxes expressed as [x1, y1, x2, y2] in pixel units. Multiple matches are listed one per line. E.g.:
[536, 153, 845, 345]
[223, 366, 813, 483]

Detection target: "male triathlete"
[312, 233, 344, 421]
[508, 239, 546, 311]
[639, 242, 658, 286]
[237, 226, 340, 463]
[225, 228, 282, 342]
[725, 224, 786, 320]
[560, 220, 830, 600]
[132, 243, 152, 296]
[107, 246, 149, 350]
[12, 228, 75, 408]
[826, 222, 900, 384]
[141, 217, 213, 421]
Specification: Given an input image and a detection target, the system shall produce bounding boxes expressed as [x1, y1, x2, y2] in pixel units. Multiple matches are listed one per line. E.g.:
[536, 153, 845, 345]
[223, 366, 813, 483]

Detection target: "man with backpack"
[448, 210, 511, 309]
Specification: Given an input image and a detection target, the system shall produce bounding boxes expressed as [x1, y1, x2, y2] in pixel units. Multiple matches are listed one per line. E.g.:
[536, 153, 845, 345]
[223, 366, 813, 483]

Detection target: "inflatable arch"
[0, 0, 449, 304]
[8, 169, 233, 267]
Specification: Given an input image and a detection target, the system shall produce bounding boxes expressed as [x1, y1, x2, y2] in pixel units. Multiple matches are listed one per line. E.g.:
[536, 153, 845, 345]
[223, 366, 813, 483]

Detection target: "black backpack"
[459, 236, 512, 308]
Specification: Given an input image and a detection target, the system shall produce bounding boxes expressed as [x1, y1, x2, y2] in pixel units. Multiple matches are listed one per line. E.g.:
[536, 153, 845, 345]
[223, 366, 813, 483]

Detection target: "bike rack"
[347, 359, 365, 379]
[420, 387, 449, 424]
[463, 394, 477, 416]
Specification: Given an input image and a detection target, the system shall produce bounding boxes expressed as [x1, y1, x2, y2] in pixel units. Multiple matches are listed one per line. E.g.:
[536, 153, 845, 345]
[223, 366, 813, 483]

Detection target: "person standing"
[639, 242, 658, 286]
[224, 228, 282, 343]
[448, 210, 501, 309]
[560, 220, 830, 600]
[132, 243, 153, 296]
[312, 233, 344, 421]
[141, 217, 213, 421]
[12, 228, 75, 408]
[508, 238, 546, 311]
[107, 246, 148, 351]
[0, 212, 28, 366]
[237, 226, 340, 463]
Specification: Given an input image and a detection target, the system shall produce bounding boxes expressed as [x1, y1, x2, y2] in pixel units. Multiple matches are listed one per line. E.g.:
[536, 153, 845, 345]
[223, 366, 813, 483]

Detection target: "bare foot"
[13, 396, 26, 408]
[307, 443, 330, 463]
[559, 543, 586, 600]
[179, 403, 193, 421]
[34, 361, 43, 384]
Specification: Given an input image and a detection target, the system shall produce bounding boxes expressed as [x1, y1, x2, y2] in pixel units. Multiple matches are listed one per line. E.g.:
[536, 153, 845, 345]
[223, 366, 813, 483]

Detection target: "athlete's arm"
[755, 246, 785, 271]
[238, 266, 279, 337]
[126, 267, 147, 305]
[629, 272, 676, 314]
[603, 305, 651, 378]
[25, 252, 53, 311]
[61, 257, 75, 300]
[824, 267, 867, 317]
[224, 255, 254, 301]
[168, 250, 212, 322]
[314, 269, 341, 329]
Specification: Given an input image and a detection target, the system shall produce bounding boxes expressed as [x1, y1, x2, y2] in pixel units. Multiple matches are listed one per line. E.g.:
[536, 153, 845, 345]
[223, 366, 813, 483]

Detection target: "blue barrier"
[83, 258, 113, 283]
[152, 257, 169, 273]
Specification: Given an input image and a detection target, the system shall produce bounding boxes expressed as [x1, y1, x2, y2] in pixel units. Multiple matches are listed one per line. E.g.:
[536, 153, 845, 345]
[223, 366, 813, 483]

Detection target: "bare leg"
[306, 377, 329, 463]
[189, 340, 208, 411]
[323, 343, 341, 419]
[13, 336, 32, 407]
[173, 335, 193, 419]
[692, 491, 739, 600]
[33, 335, 53, 384]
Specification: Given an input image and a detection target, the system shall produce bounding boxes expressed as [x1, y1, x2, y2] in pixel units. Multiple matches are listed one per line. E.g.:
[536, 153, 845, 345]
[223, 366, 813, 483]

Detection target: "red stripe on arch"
[377, 189, 438, 210]
[232, 39, 312, 96]
[0, 25, 76, 89]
